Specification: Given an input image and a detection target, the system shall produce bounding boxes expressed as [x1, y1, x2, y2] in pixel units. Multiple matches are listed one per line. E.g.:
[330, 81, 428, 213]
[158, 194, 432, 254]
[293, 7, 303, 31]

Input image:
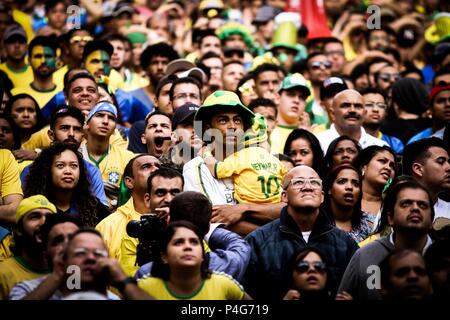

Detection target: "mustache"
[344, 113, 361, 119]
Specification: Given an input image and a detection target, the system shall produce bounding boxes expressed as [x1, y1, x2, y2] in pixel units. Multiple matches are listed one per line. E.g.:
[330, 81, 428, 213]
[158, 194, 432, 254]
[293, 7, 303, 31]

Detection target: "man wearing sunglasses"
[374, 64, 400, 102]
[244, 165, 358, 300]
[305, 53, 333, 129]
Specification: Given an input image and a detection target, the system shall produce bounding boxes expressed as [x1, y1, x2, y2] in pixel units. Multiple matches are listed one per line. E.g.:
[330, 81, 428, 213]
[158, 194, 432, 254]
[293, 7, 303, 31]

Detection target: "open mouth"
[343, 193, 354, 202]
[380, 171, 391, 180]
[153, 136, 170, 152]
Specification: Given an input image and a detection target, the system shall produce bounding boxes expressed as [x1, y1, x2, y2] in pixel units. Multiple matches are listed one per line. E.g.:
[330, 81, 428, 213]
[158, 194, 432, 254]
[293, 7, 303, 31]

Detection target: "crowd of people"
[0, 0, 449, 301]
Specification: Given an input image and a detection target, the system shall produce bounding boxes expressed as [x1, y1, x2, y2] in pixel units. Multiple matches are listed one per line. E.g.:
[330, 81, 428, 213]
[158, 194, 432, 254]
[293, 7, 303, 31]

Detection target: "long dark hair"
[151, 221, 211, 280]
[23, 142, 100, 227]
[283, 128, 325, 178]
[323, 164, 363, 228]
[324, 135, 361, 174]
[3, 93, 47, 133]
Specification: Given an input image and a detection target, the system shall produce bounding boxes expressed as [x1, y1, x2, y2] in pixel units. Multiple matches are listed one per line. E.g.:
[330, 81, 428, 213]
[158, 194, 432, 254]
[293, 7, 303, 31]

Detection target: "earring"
[362, 170, 365, 177]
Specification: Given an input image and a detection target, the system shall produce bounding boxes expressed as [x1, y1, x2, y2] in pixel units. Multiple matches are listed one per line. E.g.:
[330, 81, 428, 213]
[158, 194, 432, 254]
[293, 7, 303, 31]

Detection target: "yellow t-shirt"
[215, 146, 287, 204]
[96, 197, 141, 261]
[122, 72, 149, 92]
[11, 82, 63, 109]
[0, 63, 34, 89]
[0, 256, 48, 300]
[0, 150, 23, 199]
[22, 126, 128, 151]
[138, 272, 246, 300]
[52, 64, 69, 87]
[80, 143, 135, 208]
[269, 124, 297, 155]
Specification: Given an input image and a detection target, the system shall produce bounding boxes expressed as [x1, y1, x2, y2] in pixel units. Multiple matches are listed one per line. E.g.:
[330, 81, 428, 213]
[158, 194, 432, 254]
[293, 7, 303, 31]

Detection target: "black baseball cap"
[172, 102, 200, 130]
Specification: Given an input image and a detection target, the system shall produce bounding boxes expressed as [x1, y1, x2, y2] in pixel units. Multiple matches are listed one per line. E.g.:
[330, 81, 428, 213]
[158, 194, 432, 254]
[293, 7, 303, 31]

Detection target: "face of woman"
[293, 251, 327, 292]
[332, 139, 358, 167]
[363, 150, 396, 189]
[0, 118, 14, 149]
[288, 138, 314, 167]
[162, 227, 203, 270]
[330, 168, 360, 208]
[51, 149, 80, 190]
[10, 98, 38, 130]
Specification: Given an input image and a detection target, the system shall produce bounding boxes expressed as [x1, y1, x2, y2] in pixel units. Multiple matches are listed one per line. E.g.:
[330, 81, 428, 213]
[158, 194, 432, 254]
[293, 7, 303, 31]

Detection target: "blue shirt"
[407, 128, 433, 145]
[381, 133, 404, 154]
[21, 159, 108, 206]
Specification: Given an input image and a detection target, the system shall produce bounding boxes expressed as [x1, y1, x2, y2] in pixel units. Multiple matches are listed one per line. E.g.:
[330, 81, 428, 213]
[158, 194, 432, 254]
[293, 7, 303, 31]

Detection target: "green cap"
[194, 90, 255, 134]
[279, 73, 311, 98]
[127, 32, 147, 44]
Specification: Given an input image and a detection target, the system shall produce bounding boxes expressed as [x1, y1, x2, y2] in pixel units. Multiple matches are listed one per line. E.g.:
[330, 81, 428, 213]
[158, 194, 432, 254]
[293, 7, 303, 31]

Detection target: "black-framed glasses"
[295, 261, 327, 273]
[310, 61, 332, 70]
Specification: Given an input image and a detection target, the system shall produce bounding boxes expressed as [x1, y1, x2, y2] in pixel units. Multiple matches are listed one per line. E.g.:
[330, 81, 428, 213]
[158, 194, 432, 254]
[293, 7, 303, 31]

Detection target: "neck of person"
[362, 180, 382, 202]
[20, 130, 32, 144]
[86, 136, 110, 158]
[277, 114, 298, 127]
[393, 230, 429, 252]
[330, 201, 353, 230]
[288, 206, 320, 232]
[363, 123, 380, 137]
[31, 74, 55, 91]
[432, 119, 445, 134]
[132, 190, 149, 214]
[334, 124, 362, 141]
[167, 268, 203, 296]
[52, 189, 73, 212]
[6, 57, 26, 70]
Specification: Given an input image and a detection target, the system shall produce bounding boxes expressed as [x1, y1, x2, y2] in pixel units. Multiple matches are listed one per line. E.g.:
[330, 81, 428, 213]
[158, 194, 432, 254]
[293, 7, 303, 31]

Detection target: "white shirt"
[434, 198, 450, 220]
[183, 156, 236, 205]
[315, 124, 388, 154]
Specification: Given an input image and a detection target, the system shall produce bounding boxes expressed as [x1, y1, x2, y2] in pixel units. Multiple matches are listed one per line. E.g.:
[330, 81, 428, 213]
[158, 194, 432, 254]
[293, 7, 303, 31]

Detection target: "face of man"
[49, 116, 84, 146]
[363, 92, 388, 129]
[254, 70, 280, 98]
[141, 114, 172, 158]
[281, 165, 324, 212]
[51, 149, 80, 190]
[109, 39, 125, 69]
[87, 111, 116, 139]
[64, 233, 109, 285]
[252, 106, 277, 136]
[171, 83, 201, 110]
[332, 90, 365, 132]
[84, 50, 111, 80]
[67, 78, 99, 114]
[148, 55, 169, 84]
[278, 88, 307, 125]
[388, 188, 433, 234]
[415, 147, 450, 194]
[5, 35, 27, 62]
[125, 155, 161, 196]
[47, 2, 67, 29]
[223, 34, 246, 49]
[208, 110, 245, 151]
[174, 122, 203, 151]
[432, 90, 450, 124]
[376, 65, 400, 93]
[30, 45, 56, 77]
[155, 82, 173, 117]
[147, 176, 183, 212]
[324, 42, 345, 75]
[200, 36, 222, 56]
[202, 57, 223, 89]
[222, 63, 245, 91]
[384, 252, 432, 300]
[256, 20, 275, 41]
[306, 54, 332, 86]
[46, 222, 79, 263]
[20, 209, 54, 245]
[368, 30, 389, 51]
[68, 30, 92, 62]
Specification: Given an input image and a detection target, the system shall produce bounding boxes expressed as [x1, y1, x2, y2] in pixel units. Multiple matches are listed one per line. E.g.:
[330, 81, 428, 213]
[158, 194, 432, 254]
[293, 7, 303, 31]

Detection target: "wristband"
[116, 277, 137, 293]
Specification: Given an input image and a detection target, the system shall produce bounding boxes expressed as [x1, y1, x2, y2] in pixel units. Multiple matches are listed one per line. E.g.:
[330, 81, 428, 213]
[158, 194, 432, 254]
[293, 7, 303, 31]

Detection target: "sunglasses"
[379, 73, 400, 82]
[295, 261, 327, 273]
[310, 61, 332, 70]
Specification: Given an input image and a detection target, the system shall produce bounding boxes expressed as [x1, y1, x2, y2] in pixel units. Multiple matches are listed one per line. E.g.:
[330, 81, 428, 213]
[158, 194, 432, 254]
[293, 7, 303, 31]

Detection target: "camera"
[126, 213, 167, 267]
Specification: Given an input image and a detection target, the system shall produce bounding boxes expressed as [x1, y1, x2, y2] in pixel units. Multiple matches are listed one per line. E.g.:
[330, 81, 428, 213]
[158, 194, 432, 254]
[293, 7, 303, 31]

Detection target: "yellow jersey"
[215, 146, 287, 204]
[269, 124, 297, 155]
[0, 63, 34, 89]
[0, 150, 23, 199]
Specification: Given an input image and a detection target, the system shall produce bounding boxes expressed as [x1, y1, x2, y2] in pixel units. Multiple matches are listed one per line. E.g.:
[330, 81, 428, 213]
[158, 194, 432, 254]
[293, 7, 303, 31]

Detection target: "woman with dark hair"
[0, 113, 21, 151]
[23, 142, 109, 227]
[283, 128, 325, 178]
[324, 135, 361, 174]
[283, 247, 351, 300]
[3, 93, 46, 146]
[138, 221, 251, 300]
[323, 164, 372, 243]
[354, 145, 397, 233]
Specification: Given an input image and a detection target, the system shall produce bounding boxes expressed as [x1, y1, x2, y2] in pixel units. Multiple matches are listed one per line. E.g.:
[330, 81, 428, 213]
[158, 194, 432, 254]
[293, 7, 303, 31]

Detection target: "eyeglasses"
[70, 36, 93, 44]
[364, 102, 388, 110]
[310, 61, 332, 70]
[379, 73, 400, 82]
[286, 177, 322, 190]
[295, 261, 327, 273]
[72, 247, 108, 258]
[173, 93, 201, 101]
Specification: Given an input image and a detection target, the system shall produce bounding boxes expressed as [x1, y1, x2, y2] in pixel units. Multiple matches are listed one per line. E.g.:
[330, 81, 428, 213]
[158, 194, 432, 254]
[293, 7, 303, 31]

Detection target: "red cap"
[429, 85, 450, 102]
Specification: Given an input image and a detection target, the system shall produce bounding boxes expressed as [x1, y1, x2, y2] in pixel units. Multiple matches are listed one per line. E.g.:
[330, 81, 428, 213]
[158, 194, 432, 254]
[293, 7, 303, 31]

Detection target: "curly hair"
[23, 142, 100, 227]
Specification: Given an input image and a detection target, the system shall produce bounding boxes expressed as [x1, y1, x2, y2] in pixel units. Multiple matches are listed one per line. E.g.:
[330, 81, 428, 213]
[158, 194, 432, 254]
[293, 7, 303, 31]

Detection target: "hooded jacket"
[243, 206, 358, 300]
